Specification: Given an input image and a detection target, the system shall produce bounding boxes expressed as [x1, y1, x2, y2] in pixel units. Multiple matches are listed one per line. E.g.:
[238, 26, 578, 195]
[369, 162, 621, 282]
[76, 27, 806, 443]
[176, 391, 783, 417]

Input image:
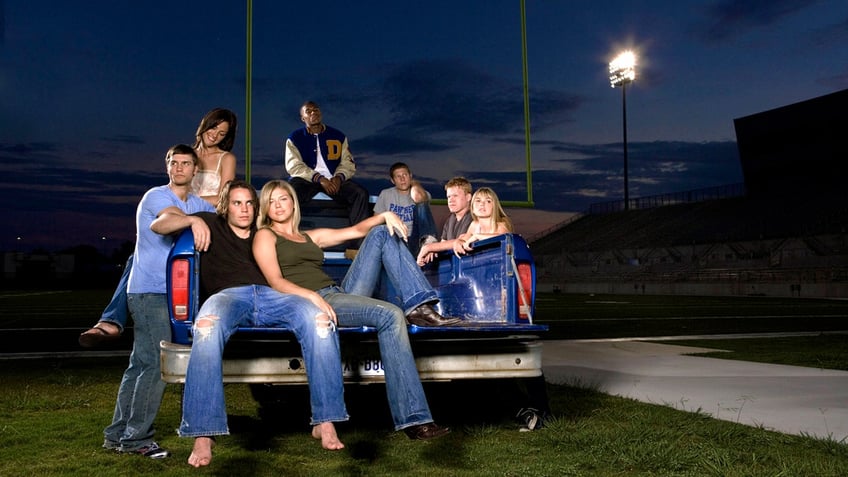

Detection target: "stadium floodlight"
[609, 50, 637, 210]
[609, 50, 636, 87]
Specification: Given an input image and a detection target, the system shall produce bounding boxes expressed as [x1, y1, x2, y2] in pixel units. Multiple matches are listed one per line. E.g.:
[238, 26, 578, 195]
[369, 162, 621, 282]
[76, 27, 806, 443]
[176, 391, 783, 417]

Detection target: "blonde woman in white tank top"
[452, 187, 513, 257]
[192, 108, 238, 206]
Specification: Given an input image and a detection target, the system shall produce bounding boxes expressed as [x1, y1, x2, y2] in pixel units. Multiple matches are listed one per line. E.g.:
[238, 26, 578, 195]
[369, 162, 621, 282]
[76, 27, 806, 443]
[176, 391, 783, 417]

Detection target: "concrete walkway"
[541, 339, 848, 442]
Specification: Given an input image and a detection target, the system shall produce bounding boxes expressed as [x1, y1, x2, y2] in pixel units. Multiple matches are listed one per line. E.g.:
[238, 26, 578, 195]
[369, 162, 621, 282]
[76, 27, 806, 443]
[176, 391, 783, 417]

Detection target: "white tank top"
[192, 151, 225, 197]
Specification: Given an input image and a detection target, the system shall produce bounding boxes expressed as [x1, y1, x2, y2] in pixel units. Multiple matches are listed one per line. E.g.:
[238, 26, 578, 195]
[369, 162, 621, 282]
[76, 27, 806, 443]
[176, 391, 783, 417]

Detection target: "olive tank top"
[273, 231, 335, 291]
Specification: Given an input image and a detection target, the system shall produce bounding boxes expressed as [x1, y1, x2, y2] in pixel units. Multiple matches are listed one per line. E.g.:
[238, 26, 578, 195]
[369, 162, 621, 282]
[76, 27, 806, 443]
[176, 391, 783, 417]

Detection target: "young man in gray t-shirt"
[373, 162, 438, 256]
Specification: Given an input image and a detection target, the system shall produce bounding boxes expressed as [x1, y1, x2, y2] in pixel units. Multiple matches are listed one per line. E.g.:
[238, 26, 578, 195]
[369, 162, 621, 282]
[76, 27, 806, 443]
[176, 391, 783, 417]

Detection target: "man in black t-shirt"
[416, 176, 473, 266]
[151, 180, 348, 467]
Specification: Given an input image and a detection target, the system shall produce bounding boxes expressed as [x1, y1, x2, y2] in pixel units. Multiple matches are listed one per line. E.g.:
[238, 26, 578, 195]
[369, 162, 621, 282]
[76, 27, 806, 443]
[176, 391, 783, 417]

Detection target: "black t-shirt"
[441, 212, 473, 241]
[195, 212, 268, 299]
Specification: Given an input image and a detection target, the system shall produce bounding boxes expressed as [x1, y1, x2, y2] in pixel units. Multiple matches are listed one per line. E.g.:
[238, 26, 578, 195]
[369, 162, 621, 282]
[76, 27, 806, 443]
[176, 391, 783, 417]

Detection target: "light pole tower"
[609, 51, 636, 210]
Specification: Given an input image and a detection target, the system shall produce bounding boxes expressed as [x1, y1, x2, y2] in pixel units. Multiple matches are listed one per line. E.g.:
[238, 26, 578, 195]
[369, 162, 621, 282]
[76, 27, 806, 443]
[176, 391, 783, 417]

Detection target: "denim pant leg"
[104, 293, 171, 451]
[254, 286, 348, 425]
[409, 203, 438, 257]
[99, 254, 132, 332]
[178, 288, 252, 437]
[323, 289, 433, 430]
[342, 225, 438, 314]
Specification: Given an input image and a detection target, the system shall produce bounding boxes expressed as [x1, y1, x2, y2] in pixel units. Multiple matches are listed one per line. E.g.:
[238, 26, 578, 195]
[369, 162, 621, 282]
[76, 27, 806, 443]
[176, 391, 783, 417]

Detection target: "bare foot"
[311, 422, 344, 450]
[187, 437, 215, 467]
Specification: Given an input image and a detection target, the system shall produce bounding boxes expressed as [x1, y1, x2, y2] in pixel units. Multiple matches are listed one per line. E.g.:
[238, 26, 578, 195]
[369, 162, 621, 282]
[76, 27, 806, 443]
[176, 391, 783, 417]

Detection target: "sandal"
[78, 323, 120, 348]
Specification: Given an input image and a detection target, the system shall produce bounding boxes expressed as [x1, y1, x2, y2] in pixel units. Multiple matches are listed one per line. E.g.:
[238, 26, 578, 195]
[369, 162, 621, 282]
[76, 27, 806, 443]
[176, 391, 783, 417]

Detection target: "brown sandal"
[78, 324, 120, 348]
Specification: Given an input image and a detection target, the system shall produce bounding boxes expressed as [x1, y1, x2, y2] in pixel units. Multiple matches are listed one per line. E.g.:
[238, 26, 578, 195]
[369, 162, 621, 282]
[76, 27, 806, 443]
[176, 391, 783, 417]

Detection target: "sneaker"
[516, 407, 544, 431]
[102, 440, 121, 451]
[122, 442, 170, 459]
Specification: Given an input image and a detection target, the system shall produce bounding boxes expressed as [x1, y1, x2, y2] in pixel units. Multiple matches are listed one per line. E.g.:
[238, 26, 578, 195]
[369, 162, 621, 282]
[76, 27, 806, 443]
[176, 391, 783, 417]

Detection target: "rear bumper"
[160, 336, 544, 384]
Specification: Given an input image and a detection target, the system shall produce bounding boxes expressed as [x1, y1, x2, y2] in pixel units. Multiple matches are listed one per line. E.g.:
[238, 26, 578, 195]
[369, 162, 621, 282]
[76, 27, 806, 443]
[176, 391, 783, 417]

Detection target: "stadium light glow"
[609, 50, 637, 210]
[609, 50, 636, 87]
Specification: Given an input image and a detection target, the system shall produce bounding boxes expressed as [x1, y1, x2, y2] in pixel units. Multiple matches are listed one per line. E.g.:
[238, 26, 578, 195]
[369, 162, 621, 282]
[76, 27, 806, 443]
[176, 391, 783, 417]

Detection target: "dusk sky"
[2, 1, 847, 252]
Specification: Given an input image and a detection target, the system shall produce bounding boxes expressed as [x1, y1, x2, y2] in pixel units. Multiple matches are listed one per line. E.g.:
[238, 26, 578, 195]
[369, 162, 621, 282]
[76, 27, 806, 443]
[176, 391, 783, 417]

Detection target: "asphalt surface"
[542, 338, 848, 442]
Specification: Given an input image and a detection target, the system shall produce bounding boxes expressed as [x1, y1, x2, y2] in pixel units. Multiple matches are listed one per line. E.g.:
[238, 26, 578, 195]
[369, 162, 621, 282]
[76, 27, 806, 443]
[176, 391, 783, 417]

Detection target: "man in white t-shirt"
[373, 162, 437, 256]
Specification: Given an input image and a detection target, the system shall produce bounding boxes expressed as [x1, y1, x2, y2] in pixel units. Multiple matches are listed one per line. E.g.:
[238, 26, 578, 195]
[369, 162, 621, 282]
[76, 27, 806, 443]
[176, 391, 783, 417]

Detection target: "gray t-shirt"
[374, 187, 431, 232]
[441, 212, 473, 241]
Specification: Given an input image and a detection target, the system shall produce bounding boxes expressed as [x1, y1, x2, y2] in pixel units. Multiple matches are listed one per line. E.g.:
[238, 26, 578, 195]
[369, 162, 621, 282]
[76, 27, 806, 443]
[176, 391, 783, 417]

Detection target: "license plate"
[343, 357, 384, 377]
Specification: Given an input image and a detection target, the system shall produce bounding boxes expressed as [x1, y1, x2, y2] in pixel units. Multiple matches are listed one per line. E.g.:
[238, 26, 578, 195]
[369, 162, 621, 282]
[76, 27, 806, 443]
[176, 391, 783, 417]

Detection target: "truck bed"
[161, 224, 547, 385]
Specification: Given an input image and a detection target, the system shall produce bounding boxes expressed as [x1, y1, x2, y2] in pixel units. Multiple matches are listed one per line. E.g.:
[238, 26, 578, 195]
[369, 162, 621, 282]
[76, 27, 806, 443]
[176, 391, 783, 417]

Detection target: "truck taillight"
[171, 259, 190, 321]
[517, 262, 533, 320]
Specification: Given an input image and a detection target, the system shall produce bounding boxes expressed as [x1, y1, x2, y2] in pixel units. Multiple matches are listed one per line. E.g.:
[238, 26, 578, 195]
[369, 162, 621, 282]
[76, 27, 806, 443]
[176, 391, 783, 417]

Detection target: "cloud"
[379, 59, 581, 136]
[809, 15, 848, 46]
[307, 58, 585, 160]
[697, 0, 818, 42]
[355, 133, 456, 156]
[0, 141, 59, 156]
[100, 134, 146, 145]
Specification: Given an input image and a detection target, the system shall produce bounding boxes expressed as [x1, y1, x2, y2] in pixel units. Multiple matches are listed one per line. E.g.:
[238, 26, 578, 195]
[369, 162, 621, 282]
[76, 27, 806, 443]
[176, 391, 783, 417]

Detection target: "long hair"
[471, 187, 513, 233]
[257, 180, 302, 235]
[217, 179, 258, 221]
[194, 108, 238, 151]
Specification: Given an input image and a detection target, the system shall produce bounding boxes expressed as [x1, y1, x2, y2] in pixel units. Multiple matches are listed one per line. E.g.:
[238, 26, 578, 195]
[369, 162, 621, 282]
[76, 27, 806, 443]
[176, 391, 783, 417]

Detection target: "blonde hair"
[257, 180, 302, 234]
[471, 187, 513, 233]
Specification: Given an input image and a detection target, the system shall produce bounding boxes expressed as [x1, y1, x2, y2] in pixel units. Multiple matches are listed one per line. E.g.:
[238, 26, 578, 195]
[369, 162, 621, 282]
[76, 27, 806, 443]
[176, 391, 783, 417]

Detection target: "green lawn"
[535, 292, 848, 340]
[659, 332, 848, 371]
[2, 290, 848, 475]
[1, 356, 847, 476]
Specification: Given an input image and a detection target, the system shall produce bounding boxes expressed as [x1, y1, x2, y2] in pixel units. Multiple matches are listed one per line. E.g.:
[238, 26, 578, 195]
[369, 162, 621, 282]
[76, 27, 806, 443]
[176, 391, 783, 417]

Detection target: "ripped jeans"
[178, 285, 348, 438]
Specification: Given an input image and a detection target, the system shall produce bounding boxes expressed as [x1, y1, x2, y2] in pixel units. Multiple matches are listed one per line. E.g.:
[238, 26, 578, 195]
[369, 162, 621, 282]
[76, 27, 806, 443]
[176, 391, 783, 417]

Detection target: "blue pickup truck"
[159, 206, 547, 387]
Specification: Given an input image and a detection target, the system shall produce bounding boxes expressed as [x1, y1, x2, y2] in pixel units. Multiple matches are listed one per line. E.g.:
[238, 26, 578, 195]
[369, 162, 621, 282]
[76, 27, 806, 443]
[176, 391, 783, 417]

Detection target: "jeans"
[341, 225, 438, 315]
[319, 286, 434, 430]
[408, 203, 438, 257]
[99, 254, 132, 332]
[103, 293, 171, 451]
[178, 285, 348, 437]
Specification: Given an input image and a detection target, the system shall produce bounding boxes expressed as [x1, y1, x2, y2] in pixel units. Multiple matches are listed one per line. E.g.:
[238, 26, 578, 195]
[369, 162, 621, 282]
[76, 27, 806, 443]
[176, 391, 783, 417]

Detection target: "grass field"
[3, 289, 848, 338]
[1, 290, 848, 475]
[2, 356, 848, 476]
[535, 292, 848, 340]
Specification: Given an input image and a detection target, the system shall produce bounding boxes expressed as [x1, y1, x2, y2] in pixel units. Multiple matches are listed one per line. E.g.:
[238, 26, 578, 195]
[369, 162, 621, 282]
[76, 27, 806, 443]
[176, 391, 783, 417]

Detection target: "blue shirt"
[128, 185, 214, 294]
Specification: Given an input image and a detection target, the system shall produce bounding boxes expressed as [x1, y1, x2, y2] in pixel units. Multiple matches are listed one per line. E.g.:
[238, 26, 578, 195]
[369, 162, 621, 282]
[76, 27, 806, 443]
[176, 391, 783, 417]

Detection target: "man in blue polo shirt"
[102, 144, 215, 459]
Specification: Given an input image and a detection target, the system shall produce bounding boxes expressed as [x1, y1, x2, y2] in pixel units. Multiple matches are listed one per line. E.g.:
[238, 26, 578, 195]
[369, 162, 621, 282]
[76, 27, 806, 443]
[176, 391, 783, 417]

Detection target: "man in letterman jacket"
[284, 100, 370, 228]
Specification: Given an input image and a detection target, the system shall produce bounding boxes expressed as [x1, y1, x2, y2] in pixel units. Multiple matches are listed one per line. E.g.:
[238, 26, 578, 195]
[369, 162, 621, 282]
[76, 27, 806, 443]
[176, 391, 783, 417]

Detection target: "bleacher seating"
[529, 191, 848, 297]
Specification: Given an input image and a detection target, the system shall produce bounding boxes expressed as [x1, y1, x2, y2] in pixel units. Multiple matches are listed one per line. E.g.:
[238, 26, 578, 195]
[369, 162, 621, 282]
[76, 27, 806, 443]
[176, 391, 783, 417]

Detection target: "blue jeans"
[408, 203, 438, 257]
[103, 293, 171, 451]
[342, 225, 438, 315]
[178, 285, 348, 437]
[99, 254, 132, 332]
[319, 286, 434, 430]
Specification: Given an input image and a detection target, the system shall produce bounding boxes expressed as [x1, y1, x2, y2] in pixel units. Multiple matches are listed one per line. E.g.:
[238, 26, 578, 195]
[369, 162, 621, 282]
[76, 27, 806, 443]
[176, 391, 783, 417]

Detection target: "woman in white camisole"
[192, 108, 238, 206]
